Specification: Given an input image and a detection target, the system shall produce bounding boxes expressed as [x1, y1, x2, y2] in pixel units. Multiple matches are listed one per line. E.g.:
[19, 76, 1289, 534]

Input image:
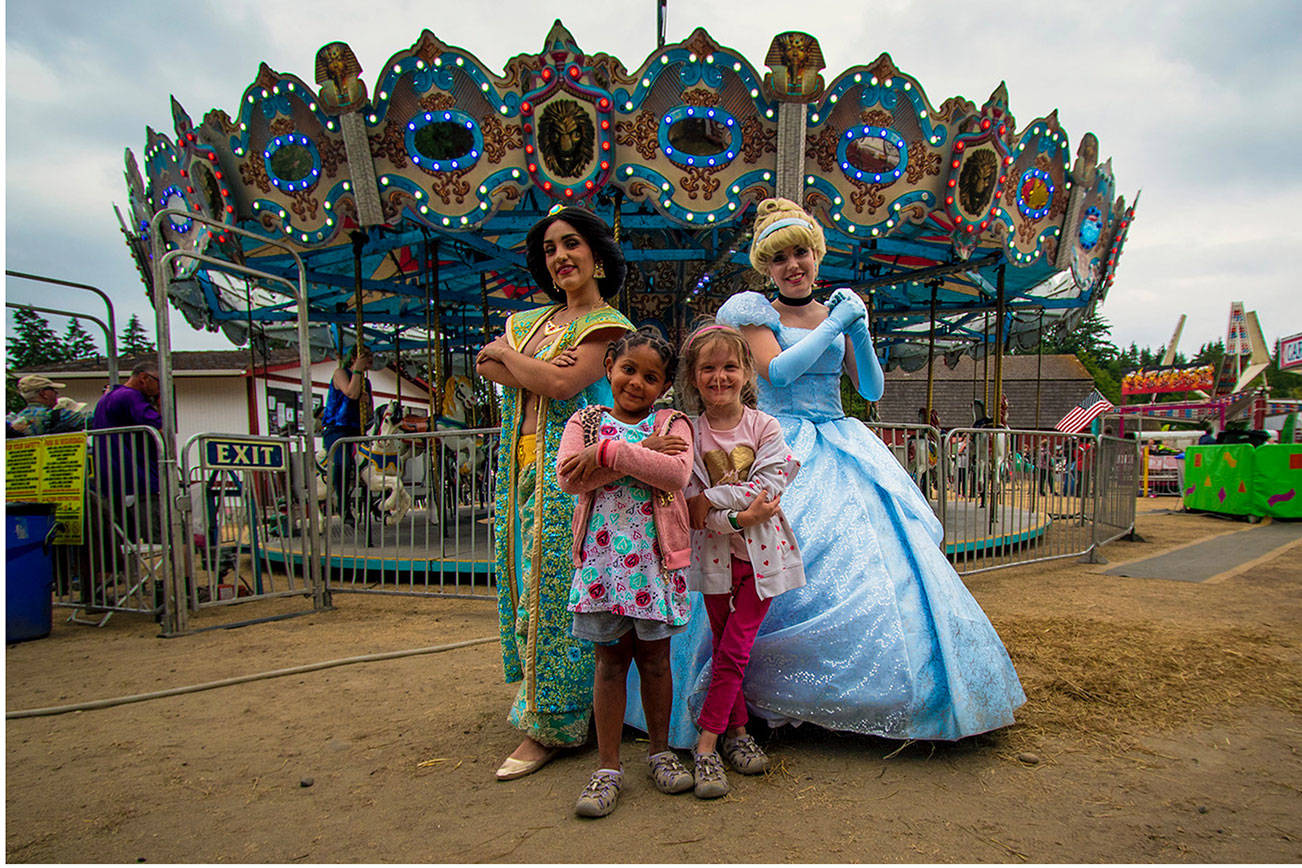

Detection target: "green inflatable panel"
[1251, 444, 1302, 519]
[1183, 445, 1255, 515]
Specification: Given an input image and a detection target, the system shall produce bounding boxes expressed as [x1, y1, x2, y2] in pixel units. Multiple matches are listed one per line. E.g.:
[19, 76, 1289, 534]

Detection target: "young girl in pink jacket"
[556, 328, 695, 818]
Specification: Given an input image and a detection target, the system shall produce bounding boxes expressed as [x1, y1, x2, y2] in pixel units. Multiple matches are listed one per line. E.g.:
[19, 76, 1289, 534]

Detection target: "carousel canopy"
[121, 21, 1135, 371]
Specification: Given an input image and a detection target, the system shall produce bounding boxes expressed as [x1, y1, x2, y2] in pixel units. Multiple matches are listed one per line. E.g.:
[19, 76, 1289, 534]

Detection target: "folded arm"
[477, 326, 625, 399]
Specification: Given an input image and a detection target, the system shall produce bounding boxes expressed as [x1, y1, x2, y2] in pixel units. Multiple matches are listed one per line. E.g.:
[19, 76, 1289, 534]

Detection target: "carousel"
[120, 22, 1137, 584]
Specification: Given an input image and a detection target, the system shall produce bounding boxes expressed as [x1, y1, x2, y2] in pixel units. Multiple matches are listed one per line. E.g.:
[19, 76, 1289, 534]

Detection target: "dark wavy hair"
[524, 207, 626, 303]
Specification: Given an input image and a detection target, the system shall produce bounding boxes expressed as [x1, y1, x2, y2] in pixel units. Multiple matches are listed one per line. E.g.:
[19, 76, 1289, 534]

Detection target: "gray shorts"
[571, 611, 687, 645]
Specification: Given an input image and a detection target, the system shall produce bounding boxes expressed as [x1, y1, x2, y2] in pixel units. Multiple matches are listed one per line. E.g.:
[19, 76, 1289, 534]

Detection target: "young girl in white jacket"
[679, 322, 804, 799]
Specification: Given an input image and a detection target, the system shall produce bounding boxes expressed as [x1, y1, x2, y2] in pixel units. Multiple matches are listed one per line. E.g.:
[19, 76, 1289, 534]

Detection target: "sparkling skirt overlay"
[629, 291, 1025, 746]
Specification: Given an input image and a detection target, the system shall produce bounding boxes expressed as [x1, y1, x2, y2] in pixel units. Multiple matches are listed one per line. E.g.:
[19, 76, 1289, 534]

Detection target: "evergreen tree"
[63, 318, 99, 360]
[119, 314, 156, 355]
[7, 307, 68, 368]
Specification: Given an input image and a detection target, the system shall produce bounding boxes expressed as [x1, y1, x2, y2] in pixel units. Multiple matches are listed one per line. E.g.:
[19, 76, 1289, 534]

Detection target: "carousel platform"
[939, 499, 1053, 555]
[264, 506, 495, 581]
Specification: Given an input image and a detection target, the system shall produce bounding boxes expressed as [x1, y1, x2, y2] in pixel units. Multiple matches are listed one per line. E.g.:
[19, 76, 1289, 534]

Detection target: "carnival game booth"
[1183, 441, 1302, 520]
[105, 22, 1138, 631]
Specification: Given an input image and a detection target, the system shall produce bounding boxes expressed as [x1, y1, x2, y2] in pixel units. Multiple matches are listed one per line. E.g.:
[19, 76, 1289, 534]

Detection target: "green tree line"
[5, 309, 157, 412]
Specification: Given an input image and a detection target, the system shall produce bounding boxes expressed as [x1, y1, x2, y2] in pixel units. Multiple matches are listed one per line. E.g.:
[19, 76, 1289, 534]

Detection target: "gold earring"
[593, 262, 607, 279]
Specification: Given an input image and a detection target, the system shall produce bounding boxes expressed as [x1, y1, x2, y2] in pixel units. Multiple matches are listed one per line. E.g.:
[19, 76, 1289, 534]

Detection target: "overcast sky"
[6, 0, 1300, 360]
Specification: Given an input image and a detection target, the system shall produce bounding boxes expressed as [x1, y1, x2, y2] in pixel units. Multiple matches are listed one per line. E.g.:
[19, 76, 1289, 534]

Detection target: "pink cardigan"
[556, 408, 694, 571]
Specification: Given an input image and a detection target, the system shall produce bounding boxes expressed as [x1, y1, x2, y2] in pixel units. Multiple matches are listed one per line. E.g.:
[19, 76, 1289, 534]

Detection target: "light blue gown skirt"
[627, 293, 1025, 747]
[629, 414, 1026, 747]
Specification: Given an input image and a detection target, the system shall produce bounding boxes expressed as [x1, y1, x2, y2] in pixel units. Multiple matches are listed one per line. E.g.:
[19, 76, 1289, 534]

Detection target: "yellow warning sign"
[6, 433, 87, 544]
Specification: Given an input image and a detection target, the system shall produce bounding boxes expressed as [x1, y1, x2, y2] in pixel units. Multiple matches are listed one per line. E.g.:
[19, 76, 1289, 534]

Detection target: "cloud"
[6, 0, 1301, 366]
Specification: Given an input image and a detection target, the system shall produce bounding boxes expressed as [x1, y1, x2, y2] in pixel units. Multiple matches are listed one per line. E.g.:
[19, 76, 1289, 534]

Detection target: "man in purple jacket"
[91, 360, 165, 539]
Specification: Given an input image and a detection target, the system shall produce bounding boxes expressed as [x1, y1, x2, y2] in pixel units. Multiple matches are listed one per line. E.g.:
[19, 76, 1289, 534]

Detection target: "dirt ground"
[6, 496, 1301, 863]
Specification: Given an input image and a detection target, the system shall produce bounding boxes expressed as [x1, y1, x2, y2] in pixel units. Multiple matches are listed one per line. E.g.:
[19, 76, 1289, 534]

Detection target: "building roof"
[877, 353, 1098, 429]
[13, 350, 303, 376]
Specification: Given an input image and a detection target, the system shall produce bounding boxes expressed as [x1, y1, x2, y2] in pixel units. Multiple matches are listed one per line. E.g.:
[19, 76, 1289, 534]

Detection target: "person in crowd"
[657, 197, 1023, 746]
[91, 360, 165, 542]
[321, 345, 374, 522]
[555, 328, 694, 818]
[6, 375, 91, 437]
[476, 205, 633, 781]
[678, 322, 803, 799]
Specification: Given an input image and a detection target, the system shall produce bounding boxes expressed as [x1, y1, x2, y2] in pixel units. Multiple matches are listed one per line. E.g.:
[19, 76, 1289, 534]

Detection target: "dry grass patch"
[991, 616, 1302, 755]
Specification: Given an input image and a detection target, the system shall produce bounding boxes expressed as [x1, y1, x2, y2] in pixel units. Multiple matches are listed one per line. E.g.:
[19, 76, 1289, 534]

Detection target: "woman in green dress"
[476, 206, 634, 780]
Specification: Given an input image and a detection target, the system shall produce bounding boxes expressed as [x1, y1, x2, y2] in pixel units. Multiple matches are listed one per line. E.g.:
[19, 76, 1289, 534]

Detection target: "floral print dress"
[567, 411, 691, 626]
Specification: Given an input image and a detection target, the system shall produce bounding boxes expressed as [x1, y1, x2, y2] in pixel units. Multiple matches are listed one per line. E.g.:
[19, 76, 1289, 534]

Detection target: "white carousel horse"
[439, 375, 489, 489]
[355, 401, 413, 526]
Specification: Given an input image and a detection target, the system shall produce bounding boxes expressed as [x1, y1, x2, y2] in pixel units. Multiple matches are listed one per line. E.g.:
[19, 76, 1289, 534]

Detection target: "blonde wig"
[748, 197, 827, 274]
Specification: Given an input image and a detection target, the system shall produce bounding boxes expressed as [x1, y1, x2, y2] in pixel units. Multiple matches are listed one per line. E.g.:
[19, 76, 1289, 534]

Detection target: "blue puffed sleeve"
[717, 292, 780, 333]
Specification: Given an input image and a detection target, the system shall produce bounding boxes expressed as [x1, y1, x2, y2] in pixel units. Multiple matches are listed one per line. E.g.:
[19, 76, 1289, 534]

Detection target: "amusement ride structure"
[120, 21, 1136, 414]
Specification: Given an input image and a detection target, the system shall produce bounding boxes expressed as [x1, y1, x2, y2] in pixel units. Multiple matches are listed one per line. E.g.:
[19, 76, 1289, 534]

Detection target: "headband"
[755, 216, 814, 244]
[684, 323, 745, 353]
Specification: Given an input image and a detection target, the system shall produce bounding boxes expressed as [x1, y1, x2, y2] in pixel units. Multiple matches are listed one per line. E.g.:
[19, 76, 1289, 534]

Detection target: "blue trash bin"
[7, 502, 61, 643]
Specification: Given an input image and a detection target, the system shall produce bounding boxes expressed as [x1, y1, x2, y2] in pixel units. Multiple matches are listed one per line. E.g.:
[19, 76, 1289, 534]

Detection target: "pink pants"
[697, 557, 772, 735]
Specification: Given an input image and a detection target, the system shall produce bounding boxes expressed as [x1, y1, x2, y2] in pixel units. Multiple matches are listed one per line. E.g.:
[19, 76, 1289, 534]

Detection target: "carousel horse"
[355, 401, 414, 526]
[439, 375, 489, 485]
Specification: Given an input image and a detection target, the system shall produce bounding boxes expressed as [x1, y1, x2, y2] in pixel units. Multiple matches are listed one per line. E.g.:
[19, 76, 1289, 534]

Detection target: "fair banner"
[5, 433, 87, 545]
[1279, 331, 1302, 372]
[1121, 363, 1216, 396]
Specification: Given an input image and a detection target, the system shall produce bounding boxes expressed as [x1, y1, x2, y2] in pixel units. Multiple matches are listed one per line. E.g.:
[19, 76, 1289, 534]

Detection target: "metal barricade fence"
[321, 426, 499, 598]
[942, 428, 1101, 574]
[864, 422, 945, 517]
[1094, 435, 1140, 546]
[51, 426, 172, 625]
[180, 434, 328, 615]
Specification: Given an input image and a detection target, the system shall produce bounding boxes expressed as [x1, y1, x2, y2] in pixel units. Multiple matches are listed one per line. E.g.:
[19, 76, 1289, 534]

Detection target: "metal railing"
[40, 418, 1142, 632]
[51, 426, 171, 625]
[865, 422, 946, 517]
[1094, 435, 1140, 547]
[320, 426, 499, 598]
[180, 433, 328, 614]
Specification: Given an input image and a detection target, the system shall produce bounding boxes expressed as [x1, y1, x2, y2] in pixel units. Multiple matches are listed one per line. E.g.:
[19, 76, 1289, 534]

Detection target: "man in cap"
[90, 360, 166, 541]
[6, 374, 91, 437]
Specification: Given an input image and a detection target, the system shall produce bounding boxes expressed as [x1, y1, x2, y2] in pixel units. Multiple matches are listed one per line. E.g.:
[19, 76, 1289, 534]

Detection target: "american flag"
[1055, 388, 1114, 433]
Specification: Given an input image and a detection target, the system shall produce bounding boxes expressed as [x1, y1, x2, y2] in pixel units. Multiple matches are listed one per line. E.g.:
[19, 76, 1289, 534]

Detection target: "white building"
[15, 350, 436, 454]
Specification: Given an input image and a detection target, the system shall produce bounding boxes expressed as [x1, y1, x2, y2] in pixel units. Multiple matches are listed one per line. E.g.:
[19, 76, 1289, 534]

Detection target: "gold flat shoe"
[495, 748, 557, 781]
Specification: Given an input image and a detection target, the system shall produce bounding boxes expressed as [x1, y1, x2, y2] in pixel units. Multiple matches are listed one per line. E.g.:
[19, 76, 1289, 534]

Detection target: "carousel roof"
[121, 21, 1136, 371]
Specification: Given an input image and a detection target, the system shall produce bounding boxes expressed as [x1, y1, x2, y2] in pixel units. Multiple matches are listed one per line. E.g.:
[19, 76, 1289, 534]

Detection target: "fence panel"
[1095, 435, 1140, 546]
[321, 427, 499, 598]
[942, 428, 1100, 574]
[51, 426, 171, 624]
[181, 434, 326, 613]
[864, 422, 945, 517]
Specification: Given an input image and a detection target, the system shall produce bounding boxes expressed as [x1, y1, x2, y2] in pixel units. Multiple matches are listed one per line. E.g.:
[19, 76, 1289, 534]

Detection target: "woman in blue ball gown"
[634, 198, 1025, 747]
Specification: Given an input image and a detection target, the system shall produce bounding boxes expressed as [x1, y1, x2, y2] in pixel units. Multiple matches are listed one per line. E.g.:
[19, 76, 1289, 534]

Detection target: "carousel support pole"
[423, 236, 435, 423]
[612, 190, 630, 317]
[982, 312, 991, 410]
[429, 239, 444, 428]
[925, 285, 937, 421]
[394, 323, 402, 407]
[1035, 308, 1044, 430]
[993, 264, 1006, 423]
[350, 230, 371, 434]
[480, 272, 500, 425]
[351, 231, 367, 354]
[775, 102, 807, 204]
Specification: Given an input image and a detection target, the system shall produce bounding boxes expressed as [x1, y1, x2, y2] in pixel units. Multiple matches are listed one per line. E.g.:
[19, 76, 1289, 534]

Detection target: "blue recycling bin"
[6, 502, 61, 643]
